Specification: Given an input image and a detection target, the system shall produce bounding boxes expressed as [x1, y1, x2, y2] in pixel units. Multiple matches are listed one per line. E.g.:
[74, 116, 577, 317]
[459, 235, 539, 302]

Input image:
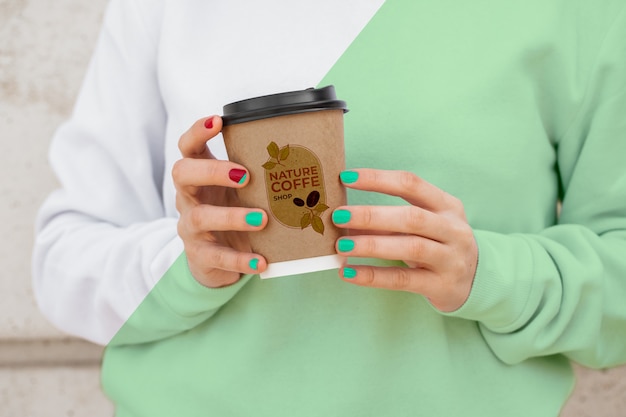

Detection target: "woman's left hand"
[333, 169, 478, 312]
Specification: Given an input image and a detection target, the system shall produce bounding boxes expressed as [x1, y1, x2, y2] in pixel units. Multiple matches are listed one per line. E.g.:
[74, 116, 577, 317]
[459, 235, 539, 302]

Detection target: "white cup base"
[260, 255, 343, 279]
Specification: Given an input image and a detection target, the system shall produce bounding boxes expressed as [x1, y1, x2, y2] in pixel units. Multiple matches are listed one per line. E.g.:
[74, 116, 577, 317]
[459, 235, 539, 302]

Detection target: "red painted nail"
[229, 169, 247, 184]
[204, 117, 214, 129]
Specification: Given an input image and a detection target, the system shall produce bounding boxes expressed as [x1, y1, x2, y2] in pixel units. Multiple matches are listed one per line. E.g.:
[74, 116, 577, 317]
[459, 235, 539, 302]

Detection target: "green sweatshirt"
[33, 0, 626, 416]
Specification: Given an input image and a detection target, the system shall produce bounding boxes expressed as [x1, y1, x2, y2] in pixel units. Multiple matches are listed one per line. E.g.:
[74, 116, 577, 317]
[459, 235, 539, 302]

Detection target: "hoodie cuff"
[154, 252, 253, 319]
[440, 230, 536, 333]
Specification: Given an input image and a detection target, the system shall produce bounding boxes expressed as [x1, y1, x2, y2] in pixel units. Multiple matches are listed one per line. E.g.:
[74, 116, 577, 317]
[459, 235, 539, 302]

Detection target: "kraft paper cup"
[222, 86, 348, 278]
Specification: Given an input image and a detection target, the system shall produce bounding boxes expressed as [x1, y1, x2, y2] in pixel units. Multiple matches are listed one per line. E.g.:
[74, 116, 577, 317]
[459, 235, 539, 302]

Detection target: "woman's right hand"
[173, 116, 268, 288]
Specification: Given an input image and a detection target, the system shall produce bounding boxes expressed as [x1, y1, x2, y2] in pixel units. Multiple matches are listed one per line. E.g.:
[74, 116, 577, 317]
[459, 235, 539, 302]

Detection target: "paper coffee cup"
[222, 86, 348, 278]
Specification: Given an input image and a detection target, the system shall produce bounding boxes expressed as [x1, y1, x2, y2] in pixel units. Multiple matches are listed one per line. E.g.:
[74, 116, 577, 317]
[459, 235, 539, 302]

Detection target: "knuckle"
[176, 219, 187, 238]
[361, 268, 376, 286]
[457, 261, 471, 281]
[451, 221, 475, 249]
[405, 207, 424, 230]
[369, 169, 381, 184]
[407, 238, 425, 259]
[447, 195, 465, 214]
[171, 159, 185, 184]
[184, 242, 203, 263]
[444, 253, 463, 276]
[207, 248, 229, 270]
[362, 238, 378, 255]
[459, 224, 475, 244]
[447, 221, 467, 241]
[201, 160, 219, 180]
[188, 205, 206, 230]
[391, 268, 412, 290]
[177, 133, 187, 153]
[398, 171, 419, 191]
[361, 207, 374, 228]
[224, 208, 240, 229]
[175, 195, 186, 213]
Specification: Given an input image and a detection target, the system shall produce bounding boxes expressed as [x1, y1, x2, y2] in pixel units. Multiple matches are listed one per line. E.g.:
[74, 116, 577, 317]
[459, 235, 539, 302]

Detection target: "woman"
[33, 0, 626, 415]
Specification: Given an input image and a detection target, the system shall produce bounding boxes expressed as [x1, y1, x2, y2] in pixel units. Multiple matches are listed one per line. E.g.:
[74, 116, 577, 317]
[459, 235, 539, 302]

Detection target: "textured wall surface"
[0, 1, 624, 416]
[0, 0, 113, 415]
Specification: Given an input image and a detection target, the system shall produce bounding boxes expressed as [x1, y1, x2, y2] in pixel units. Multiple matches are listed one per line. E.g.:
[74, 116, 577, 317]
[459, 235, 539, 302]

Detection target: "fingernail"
[204, 117, 214, 129]
[245, 212, 263, 227]
[340, 171, 359, 184]
[229, 169, 247, 184]
[343, 267, 357, 279]
[337, 239, 355, 252]
[332, 209, 351, 225]
[249, 258, 259, 270]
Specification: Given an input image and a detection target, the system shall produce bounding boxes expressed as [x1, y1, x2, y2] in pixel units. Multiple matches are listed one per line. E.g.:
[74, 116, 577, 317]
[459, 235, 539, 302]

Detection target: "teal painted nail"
[249, 258, 259, 270]
[338, 239, 355, 252]
[340, 170, 359, 184]
[343, 267, 357, 279]
[332, 209, 351, 224]
[245, 212, 263, 227]
[238, 172, 247, 185]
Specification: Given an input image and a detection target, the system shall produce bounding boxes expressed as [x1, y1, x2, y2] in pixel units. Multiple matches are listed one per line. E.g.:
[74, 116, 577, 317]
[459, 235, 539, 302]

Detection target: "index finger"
[340, 169, 460, 213]
[178, 116, 223, 158]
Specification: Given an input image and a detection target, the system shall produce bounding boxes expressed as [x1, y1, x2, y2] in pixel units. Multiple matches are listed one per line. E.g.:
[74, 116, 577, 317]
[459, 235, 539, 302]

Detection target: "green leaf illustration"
[267, 142, 280, 159]
[313, 203, 329, 214]
[301, 212, 312, 229]
[279, 145, 290, 161]
[311, 215, 325, 235]
[262, 161, 277, 170]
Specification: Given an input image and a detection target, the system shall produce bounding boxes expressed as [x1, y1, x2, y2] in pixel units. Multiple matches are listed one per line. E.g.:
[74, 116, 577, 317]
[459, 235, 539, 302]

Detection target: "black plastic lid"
[222, 85, 348, 125]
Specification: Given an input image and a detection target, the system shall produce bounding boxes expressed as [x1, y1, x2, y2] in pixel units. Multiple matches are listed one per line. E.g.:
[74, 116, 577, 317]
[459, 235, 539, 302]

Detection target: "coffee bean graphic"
[306, 191, 320, 208]
[293, 198, 305, 207]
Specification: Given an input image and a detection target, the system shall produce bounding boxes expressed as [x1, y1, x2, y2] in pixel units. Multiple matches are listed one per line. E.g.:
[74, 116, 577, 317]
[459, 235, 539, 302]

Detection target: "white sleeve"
[32, 0, 177, 345]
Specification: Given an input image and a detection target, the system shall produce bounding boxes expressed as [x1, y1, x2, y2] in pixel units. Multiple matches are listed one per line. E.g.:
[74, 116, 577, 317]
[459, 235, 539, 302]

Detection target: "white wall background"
[0, 1, 624, 416]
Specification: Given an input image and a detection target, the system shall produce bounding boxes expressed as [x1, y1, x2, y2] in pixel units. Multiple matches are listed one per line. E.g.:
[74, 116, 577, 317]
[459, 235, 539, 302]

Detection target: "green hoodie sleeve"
[446, 6, 626, 368]
[108, 253, 253, 346]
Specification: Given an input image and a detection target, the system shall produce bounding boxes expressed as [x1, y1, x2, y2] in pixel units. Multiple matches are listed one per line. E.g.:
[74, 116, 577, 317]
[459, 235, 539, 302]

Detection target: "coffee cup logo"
[262, 141, 328, 234]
